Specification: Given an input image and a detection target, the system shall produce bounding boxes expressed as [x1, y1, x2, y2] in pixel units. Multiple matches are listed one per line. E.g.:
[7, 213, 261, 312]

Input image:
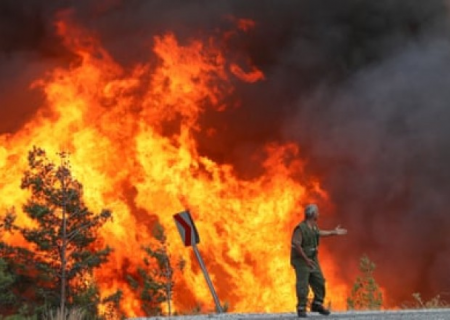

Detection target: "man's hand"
[306, 258, 316, 269]
[334, 225, 347, 235]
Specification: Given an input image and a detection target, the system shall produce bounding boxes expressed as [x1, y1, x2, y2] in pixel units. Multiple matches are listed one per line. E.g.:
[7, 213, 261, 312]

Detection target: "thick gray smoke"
[278, 3, 450, 305]
[285, 39, 450, 304]
[1, 0, 449, 306]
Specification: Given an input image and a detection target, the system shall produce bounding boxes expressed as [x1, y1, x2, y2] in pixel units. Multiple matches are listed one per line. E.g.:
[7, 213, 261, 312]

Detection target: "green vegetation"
[127, 222, 185, 316]
[0, 258, 20, 314]
[221, 302, 229, 313]
[402, 292, 450, 309]
[0, 145, 185, 318]
[43, 307, 86, 320]
[347, 254, 383, 310]
[346, 255, 450, 312]
[0, 147, 121, 319]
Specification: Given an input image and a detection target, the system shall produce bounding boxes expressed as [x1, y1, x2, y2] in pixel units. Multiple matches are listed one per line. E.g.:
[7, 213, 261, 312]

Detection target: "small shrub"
[43, 307, 85, 320]
[3, 315, 37, 320]
[221, 301, 229, 313]
[190, 304, 202, 315]
[402, 292, 450, 309]
[347, 255, 383, 310]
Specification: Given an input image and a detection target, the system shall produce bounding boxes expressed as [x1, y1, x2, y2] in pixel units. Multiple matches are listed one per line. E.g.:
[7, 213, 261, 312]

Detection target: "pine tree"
[2, 147, 117, 318]
[127, 222, 185, 316]
[0, 214, 37, 316]
[347, 254, 383, 310]
[0, 221, 18, 315]
[0, 258, 16, 312]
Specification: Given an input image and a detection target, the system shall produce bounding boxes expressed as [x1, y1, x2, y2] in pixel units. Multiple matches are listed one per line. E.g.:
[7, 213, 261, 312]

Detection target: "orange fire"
[0, 16, 349, 317]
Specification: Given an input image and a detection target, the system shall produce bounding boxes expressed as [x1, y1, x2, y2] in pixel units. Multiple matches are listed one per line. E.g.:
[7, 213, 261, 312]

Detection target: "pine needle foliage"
[127, 222, 185, 317]
[347, 254, 383, 310]
[1, 147, 118, 318]
[0, 212, 41, 315]
[0, 258, 17, 313]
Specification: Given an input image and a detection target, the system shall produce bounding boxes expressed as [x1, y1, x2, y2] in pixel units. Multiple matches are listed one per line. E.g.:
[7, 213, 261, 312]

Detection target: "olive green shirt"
[290, 221, 320, 263]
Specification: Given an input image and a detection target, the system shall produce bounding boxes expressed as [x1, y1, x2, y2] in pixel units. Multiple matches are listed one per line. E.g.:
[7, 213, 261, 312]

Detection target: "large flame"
[0, 16, 349, 317]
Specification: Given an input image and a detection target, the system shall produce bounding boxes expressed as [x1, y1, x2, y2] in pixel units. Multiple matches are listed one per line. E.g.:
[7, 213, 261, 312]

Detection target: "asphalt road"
[132, 309, 450, 320]
[253, 309, 450, 319]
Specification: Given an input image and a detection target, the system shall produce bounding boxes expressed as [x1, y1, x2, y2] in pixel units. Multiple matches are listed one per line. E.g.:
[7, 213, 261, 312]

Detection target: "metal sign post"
[173, 210, 223, 313]
[192, 243, 223, 313]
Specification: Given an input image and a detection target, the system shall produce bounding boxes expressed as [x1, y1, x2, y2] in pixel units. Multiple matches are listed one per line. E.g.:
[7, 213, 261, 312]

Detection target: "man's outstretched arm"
[319, 225, 347, 237]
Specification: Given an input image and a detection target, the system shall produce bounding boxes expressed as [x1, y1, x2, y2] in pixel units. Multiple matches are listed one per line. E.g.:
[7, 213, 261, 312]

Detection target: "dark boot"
[297, 308, 307, 318]
[311, 303, 330, 316]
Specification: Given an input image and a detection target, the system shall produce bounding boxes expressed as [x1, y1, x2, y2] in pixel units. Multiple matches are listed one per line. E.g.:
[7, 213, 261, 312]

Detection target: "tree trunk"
[60, 210, 67, 316]
[60, 168, 68, 317]
[165, 258, 172, 316]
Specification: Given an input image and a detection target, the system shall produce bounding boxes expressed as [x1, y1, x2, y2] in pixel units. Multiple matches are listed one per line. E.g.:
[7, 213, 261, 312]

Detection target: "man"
[290, 204, 347, 317]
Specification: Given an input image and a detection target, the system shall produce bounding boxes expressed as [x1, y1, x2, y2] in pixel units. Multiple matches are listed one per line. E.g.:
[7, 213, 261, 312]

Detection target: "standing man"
[290, 204, 347, 317]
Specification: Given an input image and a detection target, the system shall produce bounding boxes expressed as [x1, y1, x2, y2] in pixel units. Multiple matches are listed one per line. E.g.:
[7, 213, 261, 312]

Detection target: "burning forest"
[1, 0, 450, 318]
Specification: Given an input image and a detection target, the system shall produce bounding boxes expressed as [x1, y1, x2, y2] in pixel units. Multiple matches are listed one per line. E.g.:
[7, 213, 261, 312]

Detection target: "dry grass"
[43, 308, 85, 320]
[402, 292, 450, 309]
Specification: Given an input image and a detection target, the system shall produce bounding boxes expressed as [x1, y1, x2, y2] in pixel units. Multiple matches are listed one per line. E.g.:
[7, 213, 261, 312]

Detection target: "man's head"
[304, 204, 319, 221]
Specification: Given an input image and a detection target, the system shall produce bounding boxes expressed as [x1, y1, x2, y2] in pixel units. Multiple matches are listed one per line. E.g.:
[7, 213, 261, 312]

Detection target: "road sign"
[173, 210, 223, 313]
[173, 210, 200, 247]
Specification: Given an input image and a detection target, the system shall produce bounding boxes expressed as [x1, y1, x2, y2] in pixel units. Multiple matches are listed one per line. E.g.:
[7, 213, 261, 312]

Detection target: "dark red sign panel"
[173, 210, 200, 246]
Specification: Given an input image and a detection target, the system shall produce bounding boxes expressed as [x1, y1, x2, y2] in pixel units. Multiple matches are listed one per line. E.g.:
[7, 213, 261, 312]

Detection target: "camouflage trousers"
[291, 257, 326, 310]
